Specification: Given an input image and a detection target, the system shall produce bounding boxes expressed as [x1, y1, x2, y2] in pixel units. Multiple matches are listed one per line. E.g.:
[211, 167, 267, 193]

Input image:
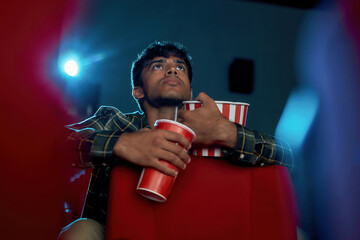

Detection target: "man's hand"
[113, 128, 192, 176]
[178, 92, 238, 149]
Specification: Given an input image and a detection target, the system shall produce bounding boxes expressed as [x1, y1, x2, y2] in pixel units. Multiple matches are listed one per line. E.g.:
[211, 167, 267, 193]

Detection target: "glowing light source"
[64, 60, 79, 77]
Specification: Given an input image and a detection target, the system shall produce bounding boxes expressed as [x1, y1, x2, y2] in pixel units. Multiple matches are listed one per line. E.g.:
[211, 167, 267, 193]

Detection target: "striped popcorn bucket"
[183, 100, 249, 157]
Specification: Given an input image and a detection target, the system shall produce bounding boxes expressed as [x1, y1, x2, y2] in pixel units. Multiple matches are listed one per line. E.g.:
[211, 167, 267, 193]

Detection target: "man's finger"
[195, 92, 212, 106]
[151, 160, 179, 177]
[158, 129, 192, 150]
[158, 143, 190, 166]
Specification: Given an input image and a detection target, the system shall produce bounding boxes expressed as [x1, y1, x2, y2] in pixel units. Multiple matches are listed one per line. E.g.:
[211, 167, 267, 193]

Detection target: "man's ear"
[132, 86, 144, 100]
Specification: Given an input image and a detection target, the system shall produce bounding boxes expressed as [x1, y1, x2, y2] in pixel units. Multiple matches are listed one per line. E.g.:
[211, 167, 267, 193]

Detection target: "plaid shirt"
[66, 106, 294, 225]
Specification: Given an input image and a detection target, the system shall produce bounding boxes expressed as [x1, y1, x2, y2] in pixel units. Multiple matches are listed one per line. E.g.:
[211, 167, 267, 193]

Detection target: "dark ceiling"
[240, 0, 321, 9]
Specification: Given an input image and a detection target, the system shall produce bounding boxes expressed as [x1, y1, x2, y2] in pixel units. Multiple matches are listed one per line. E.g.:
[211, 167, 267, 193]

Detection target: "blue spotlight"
[275, 88, 319, 151]
[64, 60, 79, 77]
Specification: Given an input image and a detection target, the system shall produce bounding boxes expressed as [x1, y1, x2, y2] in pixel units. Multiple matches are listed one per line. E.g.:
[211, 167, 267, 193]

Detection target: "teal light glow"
[275, 88, 319, 151]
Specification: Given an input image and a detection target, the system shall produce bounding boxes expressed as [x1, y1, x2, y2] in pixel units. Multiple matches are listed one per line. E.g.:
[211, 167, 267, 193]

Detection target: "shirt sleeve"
[65, 106, 138, 168]
[222, 123, 295, 172]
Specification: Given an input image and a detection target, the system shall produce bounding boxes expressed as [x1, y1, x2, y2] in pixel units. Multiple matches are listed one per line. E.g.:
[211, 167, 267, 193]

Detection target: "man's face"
[135, 55, 192, 108]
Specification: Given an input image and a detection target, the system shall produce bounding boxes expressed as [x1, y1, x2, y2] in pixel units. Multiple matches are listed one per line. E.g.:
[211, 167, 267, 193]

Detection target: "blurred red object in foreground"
[0, 1, 85, 239]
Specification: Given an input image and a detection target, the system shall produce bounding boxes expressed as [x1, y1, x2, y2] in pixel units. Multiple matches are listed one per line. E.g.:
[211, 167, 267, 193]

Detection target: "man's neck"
[144, 104, 178, 129]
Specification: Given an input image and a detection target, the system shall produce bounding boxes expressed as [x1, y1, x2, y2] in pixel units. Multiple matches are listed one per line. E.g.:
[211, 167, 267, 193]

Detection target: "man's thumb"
[195, 92, 211, 106]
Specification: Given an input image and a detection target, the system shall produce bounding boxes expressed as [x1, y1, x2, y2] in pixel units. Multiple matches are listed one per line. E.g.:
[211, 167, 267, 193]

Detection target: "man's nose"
[166, 66, 178, 76]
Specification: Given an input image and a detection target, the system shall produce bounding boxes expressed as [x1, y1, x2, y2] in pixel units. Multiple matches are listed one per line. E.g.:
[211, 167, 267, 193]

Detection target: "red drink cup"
[183, 100, 249, 157]
[137, 119, 196, 202]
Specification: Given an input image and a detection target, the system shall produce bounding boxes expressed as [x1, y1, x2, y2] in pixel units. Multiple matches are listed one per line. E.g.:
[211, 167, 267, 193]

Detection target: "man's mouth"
[162, 77, 182, 86]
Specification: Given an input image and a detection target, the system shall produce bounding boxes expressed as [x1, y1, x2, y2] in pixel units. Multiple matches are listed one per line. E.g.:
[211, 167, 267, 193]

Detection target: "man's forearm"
[223, 123, 294, 171]
[214, 121, 238, 149]
[67, 128, 123, 168]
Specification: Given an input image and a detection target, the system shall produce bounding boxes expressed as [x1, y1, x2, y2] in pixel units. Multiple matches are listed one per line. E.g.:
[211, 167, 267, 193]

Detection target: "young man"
[58, 41, 293, 240]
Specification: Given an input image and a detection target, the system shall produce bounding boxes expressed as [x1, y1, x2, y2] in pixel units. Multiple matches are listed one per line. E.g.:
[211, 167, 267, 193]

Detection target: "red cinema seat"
[106, 155, 298, 240]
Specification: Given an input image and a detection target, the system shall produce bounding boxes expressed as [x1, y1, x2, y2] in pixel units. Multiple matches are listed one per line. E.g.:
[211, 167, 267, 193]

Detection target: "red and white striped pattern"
[183, 101, 202, 111]
[216, 101, 248, 127]
[183, 101, 249, 157]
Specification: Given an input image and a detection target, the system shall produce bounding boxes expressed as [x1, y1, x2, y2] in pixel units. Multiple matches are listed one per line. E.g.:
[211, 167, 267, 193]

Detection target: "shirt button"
[240, 154, 245, 159]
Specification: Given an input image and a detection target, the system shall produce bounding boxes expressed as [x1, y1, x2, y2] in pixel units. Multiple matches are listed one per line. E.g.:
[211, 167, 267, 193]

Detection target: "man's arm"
[222, 123, 294, 171]
[66, 106, 192, 175]
[113, 128, 191, 176]
[65, 106, 141, 168]
[178, 92, 294, 171]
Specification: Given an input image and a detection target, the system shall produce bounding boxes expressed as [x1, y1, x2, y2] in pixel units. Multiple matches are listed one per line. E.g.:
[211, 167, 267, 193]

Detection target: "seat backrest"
[106, 156, 297, 240]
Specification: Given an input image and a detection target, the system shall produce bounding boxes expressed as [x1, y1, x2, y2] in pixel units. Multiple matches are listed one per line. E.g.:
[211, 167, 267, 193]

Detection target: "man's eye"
[176, 66, 184, 71]
[153, 64, 163, 70]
